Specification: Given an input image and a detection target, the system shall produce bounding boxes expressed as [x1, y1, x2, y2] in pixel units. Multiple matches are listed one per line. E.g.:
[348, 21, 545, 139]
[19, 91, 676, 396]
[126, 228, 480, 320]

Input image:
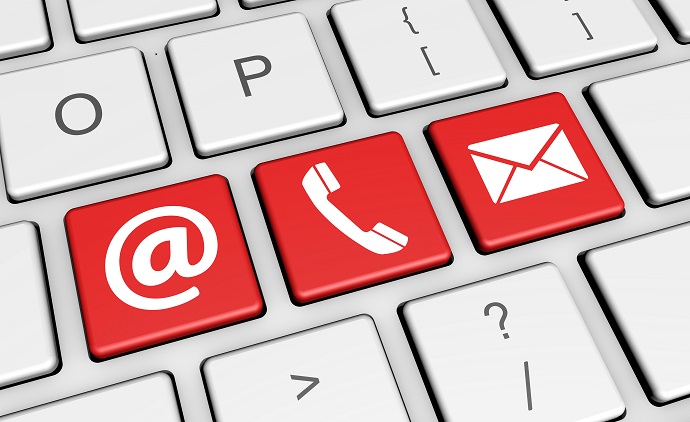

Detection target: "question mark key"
[401, 264, 625, 421]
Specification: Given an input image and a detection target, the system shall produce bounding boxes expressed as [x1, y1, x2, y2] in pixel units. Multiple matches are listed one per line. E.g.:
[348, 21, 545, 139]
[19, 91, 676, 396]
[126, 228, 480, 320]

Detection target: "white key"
[0, 0, 51, 60]
[0, 222, 58, 389]
[203, 316, 409, 422]
[330, 0, 506, 116]
[67, 0, 218, 42]
[0, 48, 169, 201]
[241, 0, 292, 8]
[168, 13, 344, 157]
[492, 0, 657, 78]
[588, 60, 690, 206]
[654, 0, 690, 43]
[0, 373, 181, 421]
[584, 223, 690, 404]
[402, 264, 624, 422]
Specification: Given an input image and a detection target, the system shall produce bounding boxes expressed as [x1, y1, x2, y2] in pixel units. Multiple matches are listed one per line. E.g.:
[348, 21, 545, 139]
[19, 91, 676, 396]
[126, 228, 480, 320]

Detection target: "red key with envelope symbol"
[429, 93, 624, 253]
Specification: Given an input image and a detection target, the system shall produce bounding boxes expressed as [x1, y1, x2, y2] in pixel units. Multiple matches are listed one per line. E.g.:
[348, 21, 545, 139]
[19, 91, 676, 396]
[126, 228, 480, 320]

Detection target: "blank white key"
[584, 223, 690, 404]
[402, 264, 624, 422]
[331, 0, 506, 116]
[0, 48, 169, 201]
[0, 373, 181, 421]
[0, 0, 51, 60]
[654, 0, 690, 43]
[589, 60, 690, 206]
[168, 13, 343, 157]
[203, 316, 409, 422]
[492, 0, 657, 78]
[0, 222, 58, 388]
[67, 0, 218, 42]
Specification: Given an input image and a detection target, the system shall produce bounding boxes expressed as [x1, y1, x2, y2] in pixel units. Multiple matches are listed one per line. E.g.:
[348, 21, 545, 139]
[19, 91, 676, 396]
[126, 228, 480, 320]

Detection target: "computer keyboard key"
[168, 13, 344, 157]
[203, 316, 409, 422]
[653, 0, 690, 43]
[67, 0, 218, 42]
[241, 0, 291, 8]
[589, 60, 690, 206]
[428, 93, 624, 253]
[0, 373, 181, 421]
[0, 0, 51, 61]
[330, 0, 506, 116]
[65, 175, 264, 360]
[0, 222, 59, 389]
[402, 264, 625, 422]
[254, 132, 451, 304]
[584, 223, 690, 404]
[491, 0, 657, 78]
[0, 48, 169, 202]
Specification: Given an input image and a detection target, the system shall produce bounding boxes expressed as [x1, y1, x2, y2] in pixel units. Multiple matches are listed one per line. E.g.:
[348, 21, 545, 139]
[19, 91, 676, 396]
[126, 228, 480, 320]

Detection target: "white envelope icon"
[468, 123, 588, 203]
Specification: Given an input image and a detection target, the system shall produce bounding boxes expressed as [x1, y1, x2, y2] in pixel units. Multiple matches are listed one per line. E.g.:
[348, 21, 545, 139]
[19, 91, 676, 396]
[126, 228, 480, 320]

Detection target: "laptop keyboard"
[1, 0, 690, 421]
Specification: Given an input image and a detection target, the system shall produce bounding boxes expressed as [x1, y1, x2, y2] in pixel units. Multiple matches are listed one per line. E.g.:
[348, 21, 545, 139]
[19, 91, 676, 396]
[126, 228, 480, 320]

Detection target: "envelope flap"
[468, 124, 559, 167]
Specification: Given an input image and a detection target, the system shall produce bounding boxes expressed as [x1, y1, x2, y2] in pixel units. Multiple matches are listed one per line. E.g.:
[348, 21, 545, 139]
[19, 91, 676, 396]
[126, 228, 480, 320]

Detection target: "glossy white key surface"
[168, 13, 343, 157]
[67, 0, 217, 42]
[0, 373, 181, 421]
[330, 0, 506, 116]
[589, 60, 690, 206]
[0, 48, 169, 201]
[491, 0, 657, 78]
[654, 0, 690, 43]
[402, 264, 624, 422]
[203, 316, 409, 422]
[0, 222, 58, 389]
[584, 223, 690, 404]
[0, 0, 50, 60]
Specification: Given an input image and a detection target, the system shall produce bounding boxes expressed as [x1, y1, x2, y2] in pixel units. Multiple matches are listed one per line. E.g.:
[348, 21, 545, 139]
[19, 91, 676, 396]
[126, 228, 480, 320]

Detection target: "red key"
[429, 93, 624, 253]
[255, 132, 451, 304]
[66, 175, 263, 360]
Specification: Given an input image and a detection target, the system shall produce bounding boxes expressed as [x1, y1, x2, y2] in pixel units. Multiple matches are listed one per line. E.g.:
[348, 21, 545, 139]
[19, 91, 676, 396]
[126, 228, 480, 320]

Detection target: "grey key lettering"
[55, 93, 103, 136]
[401, 7, 440, 77]
[420, 46, 440, 76]
[402, 7, 419, 34]
[572, 12, 594, 40]
[524, 361, 533, 411]
[234, 55, 272, 97]
[484, 302, 509, 339]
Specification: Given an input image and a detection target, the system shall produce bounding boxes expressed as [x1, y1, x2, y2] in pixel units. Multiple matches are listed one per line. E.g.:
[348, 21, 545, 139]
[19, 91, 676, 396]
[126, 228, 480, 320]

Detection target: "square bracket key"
[330, 0, 507, 116]
[490, 0, 657, 78]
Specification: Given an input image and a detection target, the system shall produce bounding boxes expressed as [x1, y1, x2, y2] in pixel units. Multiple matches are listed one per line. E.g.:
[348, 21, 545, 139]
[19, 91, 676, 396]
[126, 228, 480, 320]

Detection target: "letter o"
[55, 93, 103, 136]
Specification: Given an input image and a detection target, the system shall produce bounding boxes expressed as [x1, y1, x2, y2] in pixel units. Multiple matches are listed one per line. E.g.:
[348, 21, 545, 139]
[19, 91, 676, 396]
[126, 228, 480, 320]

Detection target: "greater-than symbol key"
[290, 374, 320, 400]
[202, 316, 409, 421]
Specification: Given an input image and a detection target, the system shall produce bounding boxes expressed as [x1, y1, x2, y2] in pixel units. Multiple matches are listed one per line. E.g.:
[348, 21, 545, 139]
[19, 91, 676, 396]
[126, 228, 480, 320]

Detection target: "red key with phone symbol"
[66, 175, 264, 360]
[255, 132, 451, 304]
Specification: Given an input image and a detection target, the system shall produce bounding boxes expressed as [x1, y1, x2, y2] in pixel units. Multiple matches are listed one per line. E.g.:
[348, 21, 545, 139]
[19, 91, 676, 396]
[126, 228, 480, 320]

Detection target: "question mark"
[484, 302, 509, 339]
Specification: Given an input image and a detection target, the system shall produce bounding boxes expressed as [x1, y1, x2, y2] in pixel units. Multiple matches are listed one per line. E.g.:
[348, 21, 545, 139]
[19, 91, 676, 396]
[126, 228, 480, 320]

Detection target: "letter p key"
[234, 55, 272, 97]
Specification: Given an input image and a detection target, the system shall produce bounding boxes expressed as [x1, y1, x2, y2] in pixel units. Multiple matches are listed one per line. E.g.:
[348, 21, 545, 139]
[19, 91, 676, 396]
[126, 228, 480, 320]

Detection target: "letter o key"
[55, 93, 103, 136]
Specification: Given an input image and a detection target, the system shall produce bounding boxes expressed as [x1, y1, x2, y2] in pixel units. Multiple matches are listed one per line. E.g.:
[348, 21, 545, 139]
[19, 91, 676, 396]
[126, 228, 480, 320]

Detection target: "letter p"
[234, 55, 272, 97]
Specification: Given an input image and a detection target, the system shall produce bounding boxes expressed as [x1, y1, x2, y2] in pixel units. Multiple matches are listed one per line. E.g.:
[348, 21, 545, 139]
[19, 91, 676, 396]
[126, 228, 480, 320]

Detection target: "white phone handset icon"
[302, 162, 408, 255]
